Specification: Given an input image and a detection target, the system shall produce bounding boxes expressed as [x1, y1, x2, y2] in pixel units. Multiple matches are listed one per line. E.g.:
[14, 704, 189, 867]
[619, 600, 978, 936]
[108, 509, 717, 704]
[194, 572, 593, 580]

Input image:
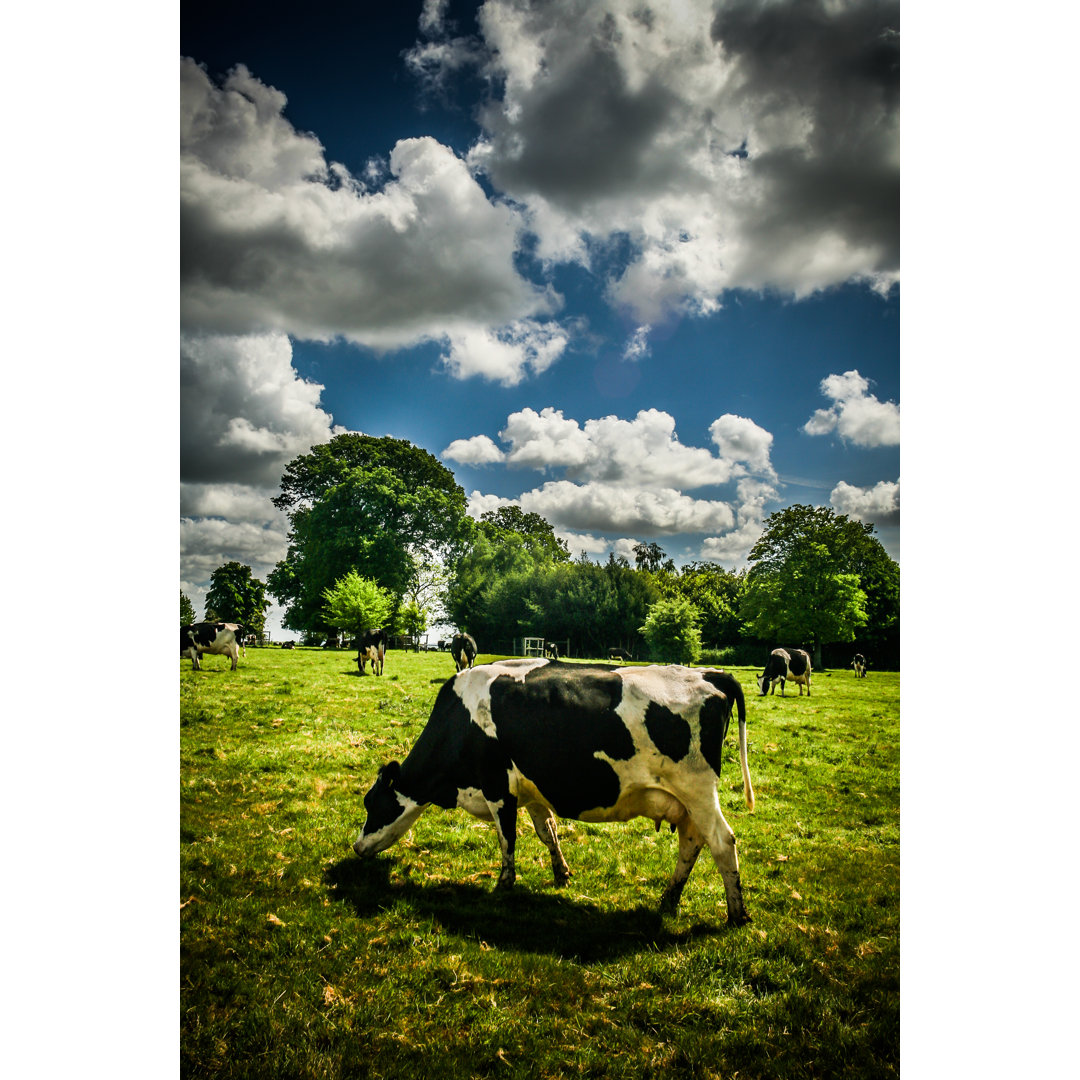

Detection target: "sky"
[179, 0, 900, 639]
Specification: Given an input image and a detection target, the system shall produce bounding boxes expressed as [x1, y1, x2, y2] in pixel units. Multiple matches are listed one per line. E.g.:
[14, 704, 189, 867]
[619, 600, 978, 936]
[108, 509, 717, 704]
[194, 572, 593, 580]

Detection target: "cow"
[608, 647, 631, 662]
[852, 653, 868, 678]
[356, 628, 388, 675]
[353, 659, 755, 924]
[544, 641, 559, 660]
[181, 622, 240, 671]
[757, 648, 812, 696]
[281, 641, 296, 650]
[220, 622, 246, 658]
[451, 632, 478, 672]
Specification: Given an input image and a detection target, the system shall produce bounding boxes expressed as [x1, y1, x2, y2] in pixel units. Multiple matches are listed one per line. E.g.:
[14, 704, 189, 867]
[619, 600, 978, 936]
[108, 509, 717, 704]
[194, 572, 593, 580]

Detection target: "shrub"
[639, 596, 702, 664]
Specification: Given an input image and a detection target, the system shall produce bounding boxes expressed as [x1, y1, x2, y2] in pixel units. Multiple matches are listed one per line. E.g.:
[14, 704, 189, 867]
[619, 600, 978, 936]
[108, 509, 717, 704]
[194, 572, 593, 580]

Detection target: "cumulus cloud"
[411, 0, 898, 321]
[623, 325, 652, 361]
[520, 481, 736, 536]
[181, 57, 558, 350]
[443, 435, 505, 465]
[803, 369, 900, 447]
[179, 517, 290, 585]
[494, 406, 773, 488]
[181, 331, 344, 487]
[439, 320, 569, 385]
[830, 479, 899, 525]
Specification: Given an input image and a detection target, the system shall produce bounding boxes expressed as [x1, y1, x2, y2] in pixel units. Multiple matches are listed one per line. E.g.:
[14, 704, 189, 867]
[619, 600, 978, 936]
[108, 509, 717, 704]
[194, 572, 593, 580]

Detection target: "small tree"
[639, 596, 702, 665]
[181, 590, 196, 625]
[322, 571, 392, 639]
[204, 561, 269, 635]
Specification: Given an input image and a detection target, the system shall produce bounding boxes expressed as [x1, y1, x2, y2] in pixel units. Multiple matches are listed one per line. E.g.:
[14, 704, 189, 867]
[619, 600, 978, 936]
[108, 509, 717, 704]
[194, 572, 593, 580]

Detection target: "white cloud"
[442, 435, 506, 465]
[181, 58, 557, 351]
[181, 331, 344, 488]
[497, 406, 773, 488]
[520, 481, 736, 536]
[709, 414, 776, 476]
[803, 369, 900, 447]
[623, 325, 652, 361]
[439, 320, 569, 385]
[180, 482, 283, 523]
[417, 0, 900, 321]
[465, 490, 516, 519]
[179, 517, 289, 585]
[830, 479, 900, 526]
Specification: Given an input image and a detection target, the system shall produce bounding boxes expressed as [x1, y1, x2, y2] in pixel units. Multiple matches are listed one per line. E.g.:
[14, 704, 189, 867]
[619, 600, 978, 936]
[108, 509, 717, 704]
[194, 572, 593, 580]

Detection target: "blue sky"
[180, 0, 900, 637]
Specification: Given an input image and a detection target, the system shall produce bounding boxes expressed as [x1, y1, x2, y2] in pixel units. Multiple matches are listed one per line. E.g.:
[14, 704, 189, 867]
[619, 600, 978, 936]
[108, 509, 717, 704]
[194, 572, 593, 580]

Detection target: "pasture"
[181, 648, 899, 1079]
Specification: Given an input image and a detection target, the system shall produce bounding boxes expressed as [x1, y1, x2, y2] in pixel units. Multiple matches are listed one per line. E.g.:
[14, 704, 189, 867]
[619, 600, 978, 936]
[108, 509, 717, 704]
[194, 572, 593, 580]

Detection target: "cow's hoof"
[727, 909, 752, 927]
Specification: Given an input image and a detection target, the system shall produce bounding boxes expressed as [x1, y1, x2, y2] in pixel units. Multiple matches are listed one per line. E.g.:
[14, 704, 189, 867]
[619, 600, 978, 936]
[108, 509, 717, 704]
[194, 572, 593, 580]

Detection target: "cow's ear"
[380, 760, 401, 786]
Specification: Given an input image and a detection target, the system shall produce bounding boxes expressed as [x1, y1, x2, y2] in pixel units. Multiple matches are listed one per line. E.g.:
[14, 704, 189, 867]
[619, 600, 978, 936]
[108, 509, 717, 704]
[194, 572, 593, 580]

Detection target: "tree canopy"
[204, 562, 269, 634]
[268, 434, 470, 633]
[740, 505, 897, 665]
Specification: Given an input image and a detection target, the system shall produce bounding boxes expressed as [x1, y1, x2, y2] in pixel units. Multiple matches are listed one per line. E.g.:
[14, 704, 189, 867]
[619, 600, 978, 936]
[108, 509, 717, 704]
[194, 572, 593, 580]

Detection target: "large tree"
[204, 562, 269, 635]
[740, 505, 897, 666]
[268, 435, 471, 634]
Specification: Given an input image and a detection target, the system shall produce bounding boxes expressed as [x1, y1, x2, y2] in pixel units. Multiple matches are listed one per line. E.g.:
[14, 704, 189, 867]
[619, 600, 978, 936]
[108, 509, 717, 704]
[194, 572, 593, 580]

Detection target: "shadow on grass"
[324, 856, 729, 962]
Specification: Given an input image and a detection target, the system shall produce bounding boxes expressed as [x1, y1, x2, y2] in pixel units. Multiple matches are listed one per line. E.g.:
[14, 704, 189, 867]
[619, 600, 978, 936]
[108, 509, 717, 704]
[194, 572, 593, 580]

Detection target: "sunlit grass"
[181, 648, 899, 1078]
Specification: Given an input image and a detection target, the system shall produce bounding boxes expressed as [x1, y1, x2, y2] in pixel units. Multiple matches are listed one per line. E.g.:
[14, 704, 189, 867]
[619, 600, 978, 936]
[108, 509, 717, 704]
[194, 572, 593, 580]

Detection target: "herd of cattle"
[183, 619, 877, 925]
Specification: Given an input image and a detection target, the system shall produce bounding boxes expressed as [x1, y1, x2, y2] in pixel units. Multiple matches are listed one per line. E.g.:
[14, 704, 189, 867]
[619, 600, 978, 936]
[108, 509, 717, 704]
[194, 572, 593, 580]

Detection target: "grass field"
[180, 648, 899, 1079]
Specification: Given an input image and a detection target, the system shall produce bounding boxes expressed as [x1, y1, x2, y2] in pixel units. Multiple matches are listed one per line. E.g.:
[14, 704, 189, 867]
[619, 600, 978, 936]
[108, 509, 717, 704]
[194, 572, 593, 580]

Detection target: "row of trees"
[183, 434, 900, 664]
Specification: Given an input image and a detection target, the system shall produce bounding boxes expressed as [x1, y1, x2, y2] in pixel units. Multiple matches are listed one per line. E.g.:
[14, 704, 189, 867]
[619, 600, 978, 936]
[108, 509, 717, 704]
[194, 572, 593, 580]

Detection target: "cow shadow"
[323, 857, 728, 962]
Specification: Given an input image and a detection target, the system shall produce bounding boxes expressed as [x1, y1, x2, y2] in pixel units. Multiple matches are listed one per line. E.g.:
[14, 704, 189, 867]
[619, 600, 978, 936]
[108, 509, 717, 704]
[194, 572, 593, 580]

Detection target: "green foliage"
[321, 571, 392, 635]
[204, 561, 269, 634]
[661, 562, 747, 645]
[639, 595, 703, 664]
[479, 505, 571, 562]
[181, 650, 899, 1078]
[396, 600, 427, 640]
[741, 506, 897, 661]
[269, 434, 470, 633]
[447, 538, 659, 655]
[181, 590, 196, 625]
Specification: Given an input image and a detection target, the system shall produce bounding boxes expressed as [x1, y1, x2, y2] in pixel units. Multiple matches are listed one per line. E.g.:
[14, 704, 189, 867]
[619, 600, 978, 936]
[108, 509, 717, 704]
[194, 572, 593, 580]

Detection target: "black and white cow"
[608, 647, 631, 662]
[544, 641, 559, 660]
[451, 632, 478, 672]
[181, 622, 240, 671]
[354, 659, 755, 924]
[757, 648, 812, 696]
[852, 654, 868, 678]
[356, 628, 388, 675]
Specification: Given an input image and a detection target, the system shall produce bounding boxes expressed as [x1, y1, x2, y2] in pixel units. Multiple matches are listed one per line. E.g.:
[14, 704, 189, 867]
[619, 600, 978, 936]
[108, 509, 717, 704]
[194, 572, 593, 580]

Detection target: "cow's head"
[353, 761, 424, 857]
[757, 673, 769, 695]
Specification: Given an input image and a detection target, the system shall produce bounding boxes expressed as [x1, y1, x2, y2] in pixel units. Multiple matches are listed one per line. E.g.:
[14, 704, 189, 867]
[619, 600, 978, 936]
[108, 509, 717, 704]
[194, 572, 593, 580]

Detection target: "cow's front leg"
[488, 794, 519, 889]
[526, 804, 571, 886]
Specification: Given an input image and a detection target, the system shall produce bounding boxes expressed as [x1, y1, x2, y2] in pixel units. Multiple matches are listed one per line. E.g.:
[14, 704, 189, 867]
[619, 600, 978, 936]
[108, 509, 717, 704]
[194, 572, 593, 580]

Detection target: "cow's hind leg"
[681, 796, 751, 926]
[487, 794, 520, 889]
[526, 804, 571, 886]
[660, 816, 706, 913]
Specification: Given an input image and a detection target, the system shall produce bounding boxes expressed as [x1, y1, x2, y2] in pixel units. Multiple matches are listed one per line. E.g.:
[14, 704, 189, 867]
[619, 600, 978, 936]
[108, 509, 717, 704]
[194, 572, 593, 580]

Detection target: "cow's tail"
[731, 679, 755, 812]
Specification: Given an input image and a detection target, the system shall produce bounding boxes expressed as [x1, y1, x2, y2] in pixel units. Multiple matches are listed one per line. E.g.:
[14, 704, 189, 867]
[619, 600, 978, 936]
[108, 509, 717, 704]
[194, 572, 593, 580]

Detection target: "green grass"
[181, 649, 899, 1079]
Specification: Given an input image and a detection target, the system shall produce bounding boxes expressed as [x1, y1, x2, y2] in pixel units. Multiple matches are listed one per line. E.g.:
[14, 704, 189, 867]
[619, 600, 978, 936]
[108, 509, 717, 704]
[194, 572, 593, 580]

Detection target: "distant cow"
[181, 622, 240, 671]
[608, 648, 631, 662]
[852, 654, 868, 678]
[451, 632, 478, 672]
[281, 641, 296, 650]
[544, 641, 559, 660]
[758, 648, 812, 696]
[354, 660, 755, 924]
[356, 628, 388, 675]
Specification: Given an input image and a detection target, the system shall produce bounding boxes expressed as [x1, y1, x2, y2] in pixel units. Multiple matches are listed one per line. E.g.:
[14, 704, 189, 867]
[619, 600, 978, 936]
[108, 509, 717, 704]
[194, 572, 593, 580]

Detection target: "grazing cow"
[354, 660, 755, 924]
[544, 641, 559, 660]
[281, 641, 296, 650]
[181, 622, 240, 671]
[758, 648, 812, 696]
[852, 654, 868, 678]
[356, 628, 388, 675]
[451, 632, 478, 672]
[608, 647, 631, 662]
